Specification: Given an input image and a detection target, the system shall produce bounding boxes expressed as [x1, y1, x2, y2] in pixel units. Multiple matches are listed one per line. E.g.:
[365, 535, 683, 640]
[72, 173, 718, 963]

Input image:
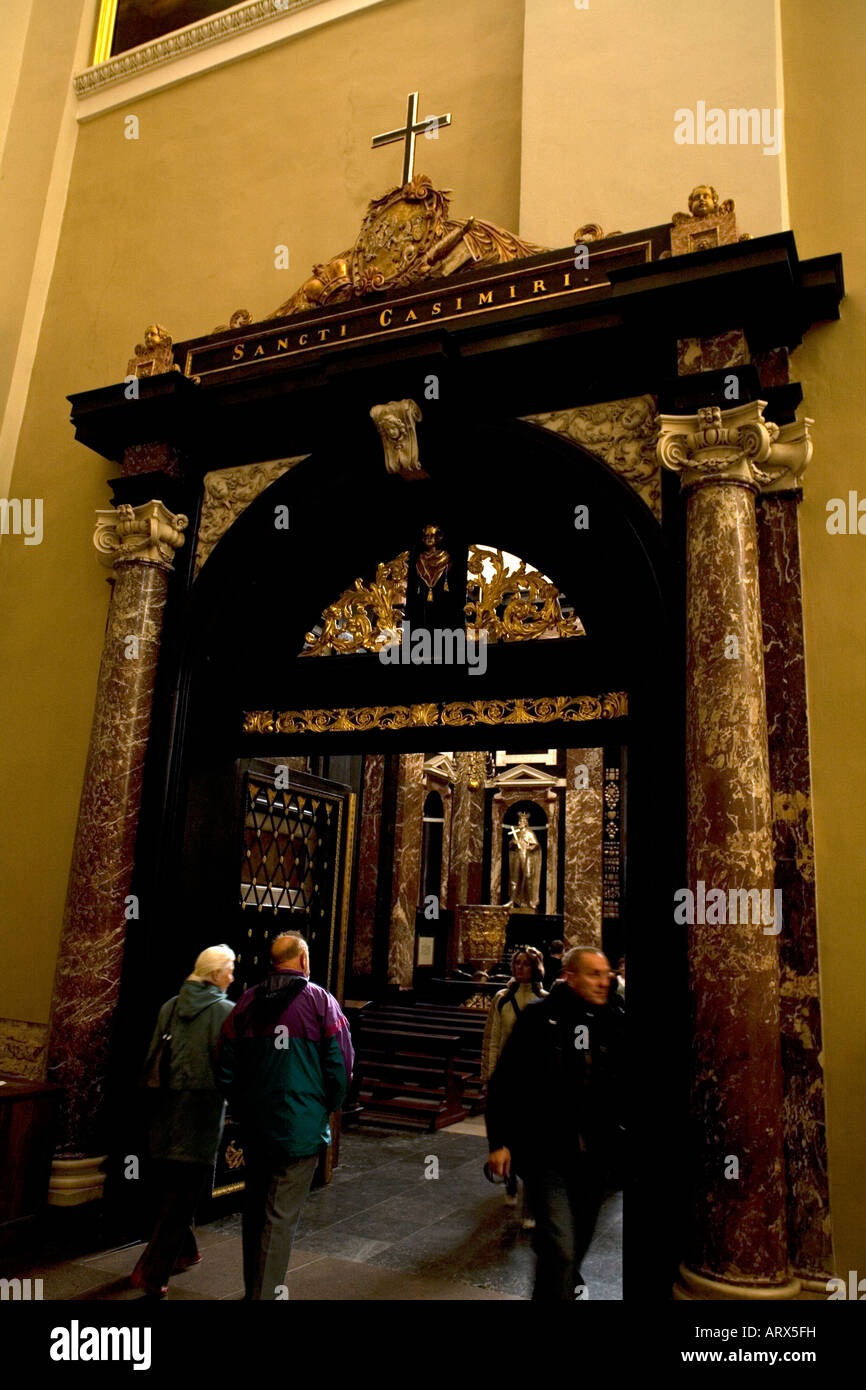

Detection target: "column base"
[674, 1264, 801, 1301]
[794, 1274, 832, 1301]
[47, 1155, 108, 1207]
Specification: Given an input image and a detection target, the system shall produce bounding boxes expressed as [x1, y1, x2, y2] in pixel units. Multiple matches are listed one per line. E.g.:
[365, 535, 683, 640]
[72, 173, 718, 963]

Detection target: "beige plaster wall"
[0, 0, 92, 473]
[0, 0, 34, 167]
[782, 0, 866, 1282]
[0, 0, 524, 1028]
[520, 0, 786, 246]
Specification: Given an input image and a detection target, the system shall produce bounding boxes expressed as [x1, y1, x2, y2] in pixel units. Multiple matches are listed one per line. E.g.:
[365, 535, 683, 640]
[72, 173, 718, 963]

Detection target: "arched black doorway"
[119, 413, 689, 1299]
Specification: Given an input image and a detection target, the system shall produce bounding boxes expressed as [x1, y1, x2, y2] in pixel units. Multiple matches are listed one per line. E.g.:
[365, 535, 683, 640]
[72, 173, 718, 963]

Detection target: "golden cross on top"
[372, 91, 451, 185]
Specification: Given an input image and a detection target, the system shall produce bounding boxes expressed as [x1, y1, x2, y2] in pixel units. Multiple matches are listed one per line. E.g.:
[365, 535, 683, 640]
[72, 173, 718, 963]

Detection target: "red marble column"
[659, 402, 805, 1299]
[757, 485, 834, 1293]
[46, 501, 187, 1199]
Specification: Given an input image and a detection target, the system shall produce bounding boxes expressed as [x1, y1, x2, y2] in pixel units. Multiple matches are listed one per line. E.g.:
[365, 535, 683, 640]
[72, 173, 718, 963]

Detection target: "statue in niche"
[507, 810, 542, 912]
[415, 523, 451, 602]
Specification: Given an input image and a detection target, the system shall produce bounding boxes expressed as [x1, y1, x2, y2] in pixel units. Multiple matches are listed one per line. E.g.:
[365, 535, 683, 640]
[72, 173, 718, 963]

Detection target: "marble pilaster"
[353, 753, 384, 976]
[439, 784, 453, 908]
[47, 501, 187, 1176]
[659, 402, 804, 1298]
[388, 753, 425, 987]
[564, 748, 604, 948]
[450, 754, 485, 909]
[757, 486, 833, 1288]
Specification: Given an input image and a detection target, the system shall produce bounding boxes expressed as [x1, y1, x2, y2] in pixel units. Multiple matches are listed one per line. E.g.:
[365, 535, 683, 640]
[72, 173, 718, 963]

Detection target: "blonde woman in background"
[482, 947, 547, 1227]
[130, 944, 236, 1298]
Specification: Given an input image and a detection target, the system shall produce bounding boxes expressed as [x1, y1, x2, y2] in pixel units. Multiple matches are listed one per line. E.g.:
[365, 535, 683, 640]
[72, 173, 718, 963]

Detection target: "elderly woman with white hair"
[130, 945, 236, 1298]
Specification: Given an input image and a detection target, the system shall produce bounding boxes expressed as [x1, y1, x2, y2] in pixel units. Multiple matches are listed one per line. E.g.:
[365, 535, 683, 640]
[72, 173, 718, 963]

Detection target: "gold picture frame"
[91, 0, 242, 65]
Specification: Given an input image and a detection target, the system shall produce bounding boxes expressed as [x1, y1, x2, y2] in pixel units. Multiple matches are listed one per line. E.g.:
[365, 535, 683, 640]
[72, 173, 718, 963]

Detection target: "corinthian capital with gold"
[94, 499, 188, 572]
[657, 400, 782, 492]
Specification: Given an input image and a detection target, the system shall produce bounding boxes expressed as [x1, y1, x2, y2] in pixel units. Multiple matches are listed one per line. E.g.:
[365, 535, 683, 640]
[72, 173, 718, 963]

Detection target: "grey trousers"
[242, 1151, 319, 1300]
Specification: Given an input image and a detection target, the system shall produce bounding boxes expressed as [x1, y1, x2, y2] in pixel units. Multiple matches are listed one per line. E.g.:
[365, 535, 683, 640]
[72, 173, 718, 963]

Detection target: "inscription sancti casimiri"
[180, 241, 653, 382]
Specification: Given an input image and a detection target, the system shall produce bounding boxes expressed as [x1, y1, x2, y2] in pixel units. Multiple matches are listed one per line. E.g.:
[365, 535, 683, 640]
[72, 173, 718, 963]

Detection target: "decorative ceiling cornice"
[74, 0, 326, 98]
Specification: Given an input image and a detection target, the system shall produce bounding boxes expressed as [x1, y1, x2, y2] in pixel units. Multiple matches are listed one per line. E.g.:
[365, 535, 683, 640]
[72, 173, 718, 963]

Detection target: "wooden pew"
[354, 1025, 468, 1131]
[359, 1004, 488, 1115]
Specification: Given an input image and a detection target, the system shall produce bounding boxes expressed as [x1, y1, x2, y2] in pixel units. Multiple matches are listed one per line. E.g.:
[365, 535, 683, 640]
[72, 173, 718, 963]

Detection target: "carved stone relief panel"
[525, 395, 661, 520]
[195, 457, 307, 575]
[0, 1018, 49, 1081]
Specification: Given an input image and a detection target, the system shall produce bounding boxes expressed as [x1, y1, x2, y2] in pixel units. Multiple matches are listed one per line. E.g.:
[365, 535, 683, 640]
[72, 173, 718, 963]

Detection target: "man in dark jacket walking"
[217, 930, 354, 1300]
[486, 945, 623, 1301]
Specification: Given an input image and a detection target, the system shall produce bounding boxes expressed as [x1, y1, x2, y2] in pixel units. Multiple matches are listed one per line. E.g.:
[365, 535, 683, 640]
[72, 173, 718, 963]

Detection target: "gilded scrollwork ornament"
[243, 692, 627, 736]
[302, 552, 409, 656]
[244, 703, 438, 735]
[304, 543, 583, 655]
[440, 693, 628, 726]
[464, 545, 584, 642]
[573, 223, 622, 244]
[212, 308, 253, 334]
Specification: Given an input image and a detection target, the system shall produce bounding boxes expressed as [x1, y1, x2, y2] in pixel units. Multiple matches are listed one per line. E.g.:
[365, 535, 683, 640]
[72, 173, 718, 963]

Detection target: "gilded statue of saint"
[507, 810, 542, 912]
[415, 523, 451, 602]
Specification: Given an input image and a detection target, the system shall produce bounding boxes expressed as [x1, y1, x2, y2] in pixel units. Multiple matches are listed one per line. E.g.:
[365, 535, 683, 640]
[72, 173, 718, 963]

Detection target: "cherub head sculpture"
[143, 324, 170, 350]
[688, 185, 719, 218]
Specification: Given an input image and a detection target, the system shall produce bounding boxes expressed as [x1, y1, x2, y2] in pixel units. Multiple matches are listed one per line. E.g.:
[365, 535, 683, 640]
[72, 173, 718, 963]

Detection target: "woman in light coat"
[482, 947, 546, 1225]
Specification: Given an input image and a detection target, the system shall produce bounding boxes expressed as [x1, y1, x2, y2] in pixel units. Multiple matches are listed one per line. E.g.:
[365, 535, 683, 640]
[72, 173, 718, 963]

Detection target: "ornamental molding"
[525, 396, 661, 520]
[244, 704, 438, 735]
[74, 0, 331, 98]
[94, 500, 188, 572]
[195, 457, 306, 576]
[656, 401, 812, 493]
[440, 694, 627, 726]
[243, 691, 628, 735]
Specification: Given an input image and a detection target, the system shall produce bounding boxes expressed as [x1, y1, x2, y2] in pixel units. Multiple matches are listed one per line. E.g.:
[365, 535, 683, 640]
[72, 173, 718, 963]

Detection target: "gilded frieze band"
[243, 692, 627, 736]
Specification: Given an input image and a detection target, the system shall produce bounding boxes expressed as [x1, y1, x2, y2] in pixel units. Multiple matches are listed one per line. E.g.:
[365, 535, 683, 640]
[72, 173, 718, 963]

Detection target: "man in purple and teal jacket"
[216, 930, 354, 1300]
